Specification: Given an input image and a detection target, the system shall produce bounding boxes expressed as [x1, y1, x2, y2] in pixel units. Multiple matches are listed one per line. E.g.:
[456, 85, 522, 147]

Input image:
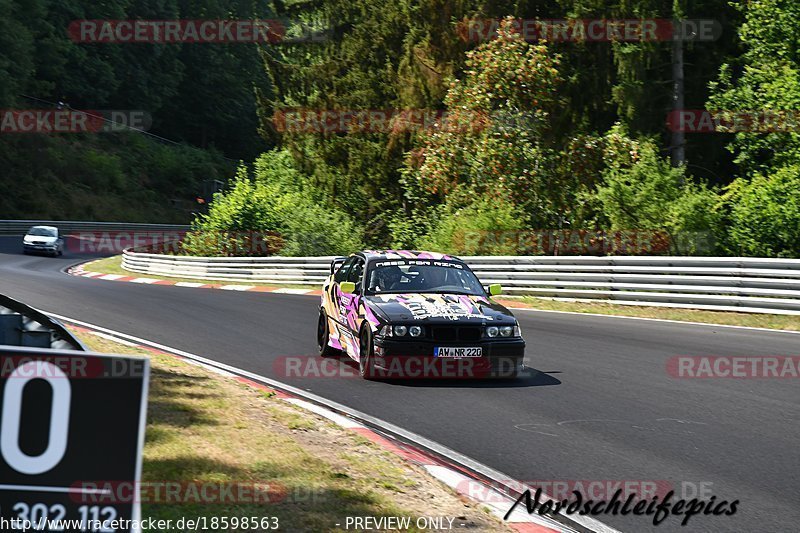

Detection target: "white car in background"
[22, 225, 64, 256]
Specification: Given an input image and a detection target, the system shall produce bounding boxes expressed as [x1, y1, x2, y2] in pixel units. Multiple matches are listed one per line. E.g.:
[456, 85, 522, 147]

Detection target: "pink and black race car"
[317, 250, 525, 379]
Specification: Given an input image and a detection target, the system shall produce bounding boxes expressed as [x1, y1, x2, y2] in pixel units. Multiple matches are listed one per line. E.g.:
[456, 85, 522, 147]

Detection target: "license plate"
[434, 346, 482, 358]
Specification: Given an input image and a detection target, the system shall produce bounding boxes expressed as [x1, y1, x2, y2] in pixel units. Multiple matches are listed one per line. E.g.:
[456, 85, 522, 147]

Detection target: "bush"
[589, 135, 719, 255]
[278, 200, 364, 256]
[721, 165, 800, 257]
[418, 195, 526, 255]
[184, 150, 364, 256]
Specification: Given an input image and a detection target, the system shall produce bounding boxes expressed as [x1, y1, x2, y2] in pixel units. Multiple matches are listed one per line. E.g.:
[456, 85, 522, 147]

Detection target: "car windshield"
[366, 260, 484, 295]
[28, 227, 56, 237]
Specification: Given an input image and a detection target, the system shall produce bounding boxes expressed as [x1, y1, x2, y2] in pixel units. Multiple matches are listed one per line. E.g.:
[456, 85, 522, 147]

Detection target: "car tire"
[317, 309, 340, 358]
[359, 326, 380, 380]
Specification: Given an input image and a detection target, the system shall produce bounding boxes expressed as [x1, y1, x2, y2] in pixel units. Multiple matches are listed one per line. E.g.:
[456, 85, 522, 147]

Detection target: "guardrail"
[121, 251, 800, 315]
[0, 220, 189, 236]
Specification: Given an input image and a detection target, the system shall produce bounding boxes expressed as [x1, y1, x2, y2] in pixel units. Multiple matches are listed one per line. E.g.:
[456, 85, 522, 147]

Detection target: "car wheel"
[317, 309, 340, 358]
[359, 326, 380, 380]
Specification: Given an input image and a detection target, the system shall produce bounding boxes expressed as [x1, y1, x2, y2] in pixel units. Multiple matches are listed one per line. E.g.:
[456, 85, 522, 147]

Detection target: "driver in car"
[370, 265, 403, 292]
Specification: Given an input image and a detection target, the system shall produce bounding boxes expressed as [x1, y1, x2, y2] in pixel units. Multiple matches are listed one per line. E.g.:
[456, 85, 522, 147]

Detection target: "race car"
[317, 250, 525, 379]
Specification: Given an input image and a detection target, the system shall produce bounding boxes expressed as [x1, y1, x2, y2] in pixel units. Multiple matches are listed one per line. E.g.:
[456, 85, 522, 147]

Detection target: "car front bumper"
[372, 337, 525, 378]
[24, 243, 58, 252]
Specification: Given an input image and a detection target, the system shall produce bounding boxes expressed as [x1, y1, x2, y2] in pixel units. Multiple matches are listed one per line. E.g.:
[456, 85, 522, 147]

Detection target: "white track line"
[89, 331, 139, 346]
[220, 285, 255, 291]
[175, 282, 205, 287]
[285, 398, 366, 429]
[515, 306, 800, 335]
[272, 288, 313, 294]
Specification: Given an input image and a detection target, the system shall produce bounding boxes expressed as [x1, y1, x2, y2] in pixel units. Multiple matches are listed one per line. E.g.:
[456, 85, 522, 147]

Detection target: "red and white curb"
[67, 264, 323, 296]
[50, 313, 606, 533]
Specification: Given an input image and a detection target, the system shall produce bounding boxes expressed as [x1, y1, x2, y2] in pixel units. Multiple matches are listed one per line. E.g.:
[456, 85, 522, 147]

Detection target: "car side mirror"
[340, 281, 356, 294]
[487, 284, 502, 296]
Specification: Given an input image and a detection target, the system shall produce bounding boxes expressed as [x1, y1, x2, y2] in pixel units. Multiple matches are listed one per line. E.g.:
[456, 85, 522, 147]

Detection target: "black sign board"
[0, 347, 149, 533]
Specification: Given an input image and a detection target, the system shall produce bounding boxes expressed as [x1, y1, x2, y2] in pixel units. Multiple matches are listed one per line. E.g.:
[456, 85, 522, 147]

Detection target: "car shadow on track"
[382, 367, 561, 389]
[330, 357, 561, 388]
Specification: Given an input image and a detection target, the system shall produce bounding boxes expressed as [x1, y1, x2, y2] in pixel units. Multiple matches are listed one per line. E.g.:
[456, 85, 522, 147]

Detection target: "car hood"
[24, 235, 57, 243]
[365, 293, 515, 324]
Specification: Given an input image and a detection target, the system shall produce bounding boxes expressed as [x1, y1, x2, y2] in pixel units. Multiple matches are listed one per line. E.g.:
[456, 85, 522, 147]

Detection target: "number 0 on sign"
[0, 347, 149, 533]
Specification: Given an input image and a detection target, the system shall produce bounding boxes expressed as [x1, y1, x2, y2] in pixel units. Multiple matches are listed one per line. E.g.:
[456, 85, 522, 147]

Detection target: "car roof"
[359, 250, 461, 262]
[29, 225, 58, 232]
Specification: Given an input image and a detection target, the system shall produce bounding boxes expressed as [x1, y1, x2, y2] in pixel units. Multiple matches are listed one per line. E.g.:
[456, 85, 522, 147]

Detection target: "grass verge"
[80, 255, 318, 289]
[73, 328, 508, 532]
[502, 296, 800, 332]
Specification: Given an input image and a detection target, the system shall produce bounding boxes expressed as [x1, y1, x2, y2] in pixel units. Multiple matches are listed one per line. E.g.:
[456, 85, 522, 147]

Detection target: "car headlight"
[486, 326, 499, 338]
[499, 326, 514, 337]
[409, 325, 423, 337]
[393, 325, 408, 336]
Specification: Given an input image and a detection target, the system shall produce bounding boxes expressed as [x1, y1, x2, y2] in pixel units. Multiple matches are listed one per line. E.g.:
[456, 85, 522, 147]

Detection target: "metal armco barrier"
[0, 220, 189, 236]
[121, 251, 800, 315]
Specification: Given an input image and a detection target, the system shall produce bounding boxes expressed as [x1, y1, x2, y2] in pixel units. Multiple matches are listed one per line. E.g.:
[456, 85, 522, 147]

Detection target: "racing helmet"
[372, 265, 403, 291]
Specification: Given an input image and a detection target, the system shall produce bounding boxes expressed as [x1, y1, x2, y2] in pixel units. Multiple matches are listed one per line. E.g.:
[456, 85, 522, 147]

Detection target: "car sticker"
[387, 294, 494, 321]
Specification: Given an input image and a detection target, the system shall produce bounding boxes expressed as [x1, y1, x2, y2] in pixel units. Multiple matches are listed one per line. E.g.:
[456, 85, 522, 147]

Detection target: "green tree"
[407, 17, 564, 227]
[708, 0, 800, 175]
[589, 126, 719, 254]
[418, 195, 527, 255]
[720, 165, 800, 257]
[185, 151, 364, 256]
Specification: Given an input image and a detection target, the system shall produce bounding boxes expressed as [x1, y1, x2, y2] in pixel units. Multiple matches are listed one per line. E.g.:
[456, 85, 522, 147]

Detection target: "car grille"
[431, 326, 481, 342]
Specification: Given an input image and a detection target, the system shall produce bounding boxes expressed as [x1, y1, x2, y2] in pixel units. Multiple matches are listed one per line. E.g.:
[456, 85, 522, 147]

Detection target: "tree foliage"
[590, 126, 720, 254]
[708, 0, 800, 175]
[184, 151, 363, 256]
[719, 165, 800, 257]
[5, 0, 799, 256]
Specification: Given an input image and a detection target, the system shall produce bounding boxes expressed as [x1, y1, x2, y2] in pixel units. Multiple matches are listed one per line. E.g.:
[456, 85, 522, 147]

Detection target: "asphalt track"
[0, 236, 797, 533]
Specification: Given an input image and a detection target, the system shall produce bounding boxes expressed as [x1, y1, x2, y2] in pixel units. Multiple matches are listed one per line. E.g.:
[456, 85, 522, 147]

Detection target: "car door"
[341, 257, 365, 335]
[329, 256, 355, 324]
